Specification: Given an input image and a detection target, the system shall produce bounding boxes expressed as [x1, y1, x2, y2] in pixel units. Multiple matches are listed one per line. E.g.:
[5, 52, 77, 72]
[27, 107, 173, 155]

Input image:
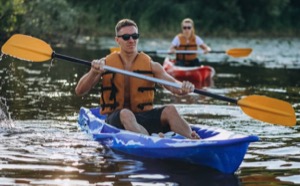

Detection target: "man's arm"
[75, 58, 105, 96]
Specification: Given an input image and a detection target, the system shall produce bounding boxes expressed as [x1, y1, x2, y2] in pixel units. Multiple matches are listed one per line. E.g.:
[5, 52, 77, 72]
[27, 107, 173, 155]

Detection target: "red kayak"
[163, 57, 215, 88]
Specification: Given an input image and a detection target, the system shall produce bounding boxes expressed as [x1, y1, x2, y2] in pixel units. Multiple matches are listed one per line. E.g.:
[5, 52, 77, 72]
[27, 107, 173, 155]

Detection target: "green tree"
[2, 0, 300, 43]
[19, 0, 79, 43]
[0, 0, 25, 42]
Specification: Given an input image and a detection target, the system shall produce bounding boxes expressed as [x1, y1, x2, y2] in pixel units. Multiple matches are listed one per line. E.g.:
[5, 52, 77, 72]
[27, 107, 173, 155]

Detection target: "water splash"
[0, 97, 14, 129]
[48, 58, 55, 71]
[0, 53, 3, 62]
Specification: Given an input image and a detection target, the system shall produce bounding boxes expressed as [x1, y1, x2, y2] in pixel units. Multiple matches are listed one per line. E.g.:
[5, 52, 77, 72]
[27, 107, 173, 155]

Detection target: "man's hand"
[178, 81, 195, 95]
[91, 58, 106, 74]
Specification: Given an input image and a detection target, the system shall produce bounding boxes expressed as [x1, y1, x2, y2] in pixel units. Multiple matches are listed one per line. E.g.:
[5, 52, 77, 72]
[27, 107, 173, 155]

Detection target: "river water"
[0, 37, 300, 185]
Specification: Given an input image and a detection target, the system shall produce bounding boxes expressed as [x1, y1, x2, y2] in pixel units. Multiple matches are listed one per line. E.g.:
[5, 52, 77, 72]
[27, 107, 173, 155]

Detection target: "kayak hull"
[163, 57, 215, 88]
[78, 107, 259, 174]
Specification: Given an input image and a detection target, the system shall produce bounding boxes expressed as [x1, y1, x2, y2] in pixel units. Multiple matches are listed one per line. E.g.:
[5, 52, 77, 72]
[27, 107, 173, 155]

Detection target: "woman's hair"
[181, 18, 195, 35]
[115, 19, 138, 36]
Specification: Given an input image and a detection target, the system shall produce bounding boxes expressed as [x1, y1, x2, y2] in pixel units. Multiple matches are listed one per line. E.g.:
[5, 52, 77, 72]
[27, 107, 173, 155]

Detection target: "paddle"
[110, 47, 252, 58]
[1, 34, 296, 126]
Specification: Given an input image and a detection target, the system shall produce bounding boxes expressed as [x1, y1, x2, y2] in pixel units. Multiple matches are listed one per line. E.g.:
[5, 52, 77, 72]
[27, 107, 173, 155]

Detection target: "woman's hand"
[168, 48, 176, 54]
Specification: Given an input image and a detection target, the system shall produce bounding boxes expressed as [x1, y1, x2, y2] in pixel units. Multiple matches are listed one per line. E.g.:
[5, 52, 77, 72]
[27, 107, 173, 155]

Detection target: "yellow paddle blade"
[226, 48, 252, 58]
[238, 95, 296, 126]
[2, 34, 53, 62]
[110, 47, 120, 53]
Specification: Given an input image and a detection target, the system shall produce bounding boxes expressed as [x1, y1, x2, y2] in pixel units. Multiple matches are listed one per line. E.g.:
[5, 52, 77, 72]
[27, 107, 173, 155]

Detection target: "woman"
[169, 18, 211, 66]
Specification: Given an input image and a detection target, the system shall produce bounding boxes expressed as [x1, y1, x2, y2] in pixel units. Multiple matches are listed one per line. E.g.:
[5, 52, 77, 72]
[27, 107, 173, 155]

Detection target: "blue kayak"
[78, 107, 259, 174]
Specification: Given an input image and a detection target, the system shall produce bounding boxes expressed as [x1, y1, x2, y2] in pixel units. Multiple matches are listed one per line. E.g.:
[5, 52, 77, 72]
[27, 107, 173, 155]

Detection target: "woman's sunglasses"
[182, 26, 192, 30]
[117, 33, 139, 41]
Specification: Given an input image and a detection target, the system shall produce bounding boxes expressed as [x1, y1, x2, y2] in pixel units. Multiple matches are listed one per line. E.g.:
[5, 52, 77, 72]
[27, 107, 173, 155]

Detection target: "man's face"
[115, 26, 139, 53]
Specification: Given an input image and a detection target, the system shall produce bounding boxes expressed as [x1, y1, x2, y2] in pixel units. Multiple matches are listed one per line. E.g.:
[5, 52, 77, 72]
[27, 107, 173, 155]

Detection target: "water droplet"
[0, 53, 3, 62]
[0, 97, 14, 128]
[48, 58, 55, 71]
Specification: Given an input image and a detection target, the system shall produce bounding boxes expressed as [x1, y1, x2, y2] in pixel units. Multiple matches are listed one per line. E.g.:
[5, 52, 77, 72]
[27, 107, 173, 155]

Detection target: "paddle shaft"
[147, 50, 225, 54]
[52, 52, 238, 104]
[110, 47, 252, 58]
[210, 50, 226, 53]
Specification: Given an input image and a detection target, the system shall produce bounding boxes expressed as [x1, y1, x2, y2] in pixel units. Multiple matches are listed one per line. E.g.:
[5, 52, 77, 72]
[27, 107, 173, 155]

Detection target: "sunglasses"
[117, 33, 139, 41]
[182, 26, 192, 30]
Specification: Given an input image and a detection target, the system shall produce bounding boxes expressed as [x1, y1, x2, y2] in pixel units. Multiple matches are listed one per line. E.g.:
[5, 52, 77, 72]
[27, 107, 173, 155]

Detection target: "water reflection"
[0, 37, 300, 185]
[0, 121, 242, 186]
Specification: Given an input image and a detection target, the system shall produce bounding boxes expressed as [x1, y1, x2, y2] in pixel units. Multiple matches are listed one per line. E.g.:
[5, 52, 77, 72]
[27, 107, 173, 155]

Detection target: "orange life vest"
[100, 52, 155, 115]
[175, 33, 198, 61]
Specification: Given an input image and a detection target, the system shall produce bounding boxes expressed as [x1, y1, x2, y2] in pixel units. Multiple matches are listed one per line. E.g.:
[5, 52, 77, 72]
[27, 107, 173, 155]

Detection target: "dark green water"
[0, 37, 300, 185]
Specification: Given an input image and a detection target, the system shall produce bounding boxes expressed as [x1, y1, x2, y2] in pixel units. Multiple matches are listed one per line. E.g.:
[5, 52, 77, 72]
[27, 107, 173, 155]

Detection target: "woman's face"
[182, 22, 193, 35]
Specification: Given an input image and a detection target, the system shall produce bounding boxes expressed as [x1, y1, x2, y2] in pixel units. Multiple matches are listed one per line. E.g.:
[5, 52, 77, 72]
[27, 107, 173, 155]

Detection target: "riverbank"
[1, 28, 300, 45]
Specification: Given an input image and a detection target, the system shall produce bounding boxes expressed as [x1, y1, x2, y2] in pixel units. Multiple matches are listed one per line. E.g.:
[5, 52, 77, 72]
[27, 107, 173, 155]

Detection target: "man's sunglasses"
[117, 33, 139, 41]
[182, 26, 192, 30]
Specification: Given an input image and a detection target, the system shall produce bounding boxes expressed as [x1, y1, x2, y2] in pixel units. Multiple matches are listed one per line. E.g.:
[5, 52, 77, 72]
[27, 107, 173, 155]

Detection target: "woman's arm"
[200, 43, 211, 54]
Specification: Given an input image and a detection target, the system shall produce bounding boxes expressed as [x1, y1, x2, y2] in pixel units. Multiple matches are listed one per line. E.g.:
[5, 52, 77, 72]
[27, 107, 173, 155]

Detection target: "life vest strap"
[178, 44, 197, 48]
[101, 102, 119, 110]
[133, 70, 153, 75]
[137, 102, 153, 110]
[138, 87, 156, 92]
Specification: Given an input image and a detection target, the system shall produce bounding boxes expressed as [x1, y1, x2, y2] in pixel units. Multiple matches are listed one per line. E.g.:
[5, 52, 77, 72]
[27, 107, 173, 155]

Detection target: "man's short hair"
[115, 19, 138, 36]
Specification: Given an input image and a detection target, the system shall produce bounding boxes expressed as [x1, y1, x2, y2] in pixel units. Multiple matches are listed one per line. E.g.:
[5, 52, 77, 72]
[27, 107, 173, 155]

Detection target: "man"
[75, 19, 199, 139]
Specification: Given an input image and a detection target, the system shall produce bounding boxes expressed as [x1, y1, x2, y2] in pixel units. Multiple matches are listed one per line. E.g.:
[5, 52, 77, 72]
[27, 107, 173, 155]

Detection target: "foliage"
[18, 0, 78, 43]
[1, 0, 300, 43]
[0, 0, 25, 41]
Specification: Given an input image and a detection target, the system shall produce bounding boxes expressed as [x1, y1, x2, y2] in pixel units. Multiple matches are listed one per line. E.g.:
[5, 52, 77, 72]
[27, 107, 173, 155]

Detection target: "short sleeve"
[195, 36, 204, 46]
[171, 36, 180, 46]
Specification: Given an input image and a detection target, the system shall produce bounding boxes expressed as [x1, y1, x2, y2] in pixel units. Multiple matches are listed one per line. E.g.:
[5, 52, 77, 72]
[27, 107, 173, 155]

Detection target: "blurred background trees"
[0, 0, 25, 41]
[1, 0, 299, 43]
